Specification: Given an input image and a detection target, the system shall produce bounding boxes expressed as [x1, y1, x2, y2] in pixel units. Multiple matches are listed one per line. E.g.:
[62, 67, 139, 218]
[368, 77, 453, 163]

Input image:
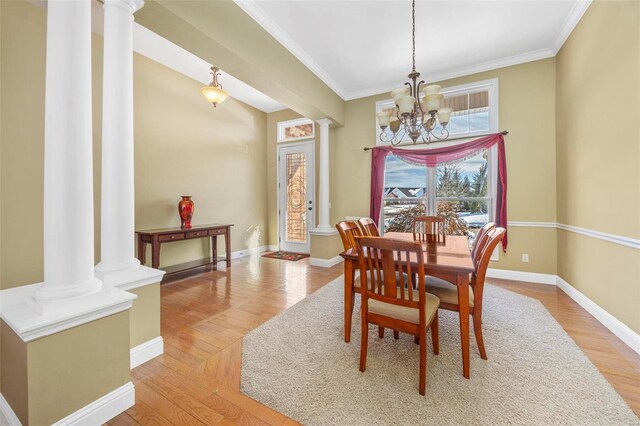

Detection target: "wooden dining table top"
[339, 232, 475, 274]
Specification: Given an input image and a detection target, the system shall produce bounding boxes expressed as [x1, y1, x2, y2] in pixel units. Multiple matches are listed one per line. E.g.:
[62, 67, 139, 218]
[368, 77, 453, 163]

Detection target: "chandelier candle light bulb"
[377, 0, 451, 145]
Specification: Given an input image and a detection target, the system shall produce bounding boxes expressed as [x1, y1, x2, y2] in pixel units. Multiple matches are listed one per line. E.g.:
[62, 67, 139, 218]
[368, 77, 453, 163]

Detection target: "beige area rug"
[241, 277, 639, 425]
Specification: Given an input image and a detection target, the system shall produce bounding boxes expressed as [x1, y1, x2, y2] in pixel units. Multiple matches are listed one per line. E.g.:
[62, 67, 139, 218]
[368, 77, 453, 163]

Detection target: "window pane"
[384, 155, 427, 198]
[436, 200, 489, 237]
[285, 152, 307, 243]
[383, 200, 426, 233]
[436, 151, 488, 198]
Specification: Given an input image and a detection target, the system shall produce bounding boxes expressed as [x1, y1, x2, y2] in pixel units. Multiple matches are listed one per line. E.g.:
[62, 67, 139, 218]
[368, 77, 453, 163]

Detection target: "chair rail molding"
[507, 221, 640, 250]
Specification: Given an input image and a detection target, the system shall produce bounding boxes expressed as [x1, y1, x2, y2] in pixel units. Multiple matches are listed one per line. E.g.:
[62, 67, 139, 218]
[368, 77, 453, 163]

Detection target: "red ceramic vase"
[178, 196, 194, 228]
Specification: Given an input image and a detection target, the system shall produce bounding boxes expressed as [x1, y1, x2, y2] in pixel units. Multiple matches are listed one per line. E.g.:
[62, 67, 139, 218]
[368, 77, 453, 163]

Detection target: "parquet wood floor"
[108, 257, 640, 424]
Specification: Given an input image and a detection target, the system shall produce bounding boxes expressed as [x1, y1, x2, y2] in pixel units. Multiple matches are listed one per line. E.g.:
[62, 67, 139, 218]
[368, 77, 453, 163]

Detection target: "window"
[376, 78, 498, 144]
[380, 79, 498, 241]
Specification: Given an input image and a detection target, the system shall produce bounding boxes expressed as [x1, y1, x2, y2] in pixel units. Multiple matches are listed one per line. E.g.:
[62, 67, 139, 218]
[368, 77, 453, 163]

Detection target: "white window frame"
[277, 117, 315, 143]
[379, 79, 499, 259]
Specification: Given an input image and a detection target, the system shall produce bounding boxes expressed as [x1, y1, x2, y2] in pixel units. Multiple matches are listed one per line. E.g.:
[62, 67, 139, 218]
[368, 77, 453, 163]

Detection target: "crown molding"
[343, 48, 555, 101]
[233, 0, 348, 100]
[552, 0, 592, 54]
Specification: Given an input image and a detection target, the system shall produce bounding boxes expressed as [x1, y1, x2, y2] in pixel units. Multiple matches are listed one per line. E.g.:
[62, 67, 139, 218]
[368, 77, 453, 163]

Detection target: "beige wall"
[128, 284, 161, 348]
[0, 0, 269, 289]
[556, 0, 640, 333]
[1, 312, 131, 425]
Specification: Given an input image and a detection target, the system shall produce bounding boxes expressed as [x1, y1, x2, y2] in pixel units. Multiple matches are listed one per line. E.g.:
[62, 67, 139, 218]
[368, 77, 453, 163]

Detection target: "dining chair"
[355, 236, 440, 395]
[336, 221, 408, 342]
[336, 221, 364, 343]
[357, 217, 380, 236]
[412, 216, 446, 244]
[471, 222, 495, 265]
[425, 227, 506, 360]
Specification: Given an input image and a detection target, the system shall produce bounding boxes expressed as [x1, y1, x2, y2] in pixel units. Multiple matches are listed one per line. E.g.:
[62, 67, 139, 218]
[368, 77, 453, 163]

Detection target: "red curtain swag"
[369, 133, 508, 251]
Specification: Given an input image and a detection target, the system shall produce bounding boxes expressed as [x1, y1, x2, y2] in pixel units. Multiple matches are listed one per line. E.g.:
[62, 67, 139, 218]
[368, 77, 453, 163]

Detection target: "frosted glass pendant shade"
[424, 94, 443, 112]
[201, 86, 229, 107]
[423, 84, 441, 96]
[391, 87, 410, 103]
[397, 95, 416, 115]
[437, 108, 452, 124]
[377, 112, 391, 127]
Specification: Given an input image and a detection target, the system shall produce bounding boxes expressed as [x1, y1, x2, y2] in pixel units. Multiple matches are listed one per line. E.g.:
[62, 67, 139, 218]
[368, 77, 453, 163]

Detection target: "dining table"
[339, 232, 476, 379]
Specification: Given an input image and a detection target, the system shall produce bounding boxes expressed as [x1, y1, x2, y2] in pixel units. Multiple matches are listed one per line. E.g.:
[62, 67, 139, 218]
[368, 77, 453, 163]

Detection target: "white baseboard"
[130, 336, 164, 369]
[309, 255, 344, 268]
[556, 276, 640, 355]
[0, 393, 21, 426]
[486, 268, 557, 285]
[52, 382, 134, 426]
[229, 245, 277, 260]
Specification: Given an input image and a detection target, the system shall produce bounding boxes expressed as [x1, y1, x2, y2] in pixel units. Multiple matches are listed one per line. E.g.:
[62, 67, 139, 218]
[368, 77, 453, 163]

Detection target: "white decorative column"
[95, 0, 144, 279]
[314, 118, 334, 233]
[34, 0, 102, 302]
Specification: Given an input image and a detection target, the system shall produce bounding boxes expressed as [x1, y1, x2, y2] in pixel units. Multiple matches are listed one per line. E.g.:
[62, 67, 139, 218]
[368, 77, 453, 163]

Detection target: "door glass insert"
[286, 152, 307, 243]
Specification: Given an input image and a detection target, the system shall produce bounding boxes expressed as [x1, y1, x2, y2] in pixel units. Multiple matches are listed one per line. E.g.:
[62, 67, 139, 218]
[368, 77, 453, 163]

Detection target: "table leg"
[152, 237, 160, 269]
[211, 235, 218, 270]
[225, 227, 231, 267]
[457, 272, 471, 379]
[344, 259, 355, 343]
[137, 237, 146, 265]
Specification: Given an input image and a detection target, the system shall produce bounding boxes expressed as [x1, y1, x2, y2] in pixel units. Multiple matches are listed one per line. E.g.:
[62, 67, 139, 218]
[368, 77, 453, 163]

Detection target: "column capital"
[316, 118, 333, 128]
[103, 0, 144, 14]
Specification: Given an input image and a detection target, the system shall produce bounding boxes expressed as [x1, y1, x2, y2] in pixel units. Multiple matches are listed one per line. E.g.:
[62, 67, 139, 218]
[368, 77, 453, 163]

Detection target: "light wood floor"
[109, 257, 640, 425]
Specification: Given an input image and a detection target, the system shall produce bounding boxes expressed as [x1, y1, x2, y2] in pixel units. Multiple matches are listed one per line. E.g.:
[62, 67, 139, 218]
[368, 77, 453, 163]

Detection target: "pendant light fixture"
[201, 66, 229, 107]
[377, 0, 451, 145]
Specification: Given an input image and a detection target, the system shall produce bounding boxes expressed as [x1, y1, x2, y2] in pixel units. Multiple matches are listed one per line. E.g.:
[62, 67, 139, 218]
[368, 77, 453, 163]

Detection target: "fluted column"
[34, 0, 101, 301]
[95, 0, 144, 278]
[314, 118, 333, 232]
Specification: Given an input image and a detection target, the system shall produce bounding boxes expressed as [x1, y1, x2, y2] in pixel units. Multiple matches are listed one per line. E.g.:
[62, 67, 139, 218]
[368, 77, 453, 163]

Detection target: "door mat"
[262, 251, 310, 261]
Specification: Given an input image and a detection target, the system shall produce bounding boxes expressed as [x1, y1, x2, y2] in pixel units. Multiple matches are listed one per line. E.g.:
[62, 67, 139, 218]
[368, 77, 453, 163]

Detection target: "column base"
[1, 283, 135, 342]
[32, 276, 103, 303]
[95, 264, 165, 291]
[309, 231, 343, 268]
[95, 258, 141, 276]
[309, 226, 338, 236]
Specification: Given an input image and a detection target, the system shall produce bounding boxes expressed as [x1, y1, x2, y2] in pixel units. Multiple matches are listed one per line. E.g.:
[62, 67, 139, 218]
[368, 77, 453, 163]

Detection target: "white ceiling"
[236, 0, 591, 100]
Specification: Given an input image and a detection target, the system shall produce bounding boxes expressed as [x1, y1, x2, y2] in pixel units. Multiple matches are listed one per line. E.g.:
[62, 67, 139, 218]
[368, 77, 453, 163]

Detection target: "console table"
[136, 223, 233, 280]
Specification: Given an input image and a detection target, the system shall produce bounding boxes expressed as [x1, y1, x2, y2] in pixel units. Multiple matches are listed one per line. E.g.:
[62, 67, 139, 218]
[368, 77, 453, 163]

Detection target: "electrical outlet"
[522, 254, 529, 263]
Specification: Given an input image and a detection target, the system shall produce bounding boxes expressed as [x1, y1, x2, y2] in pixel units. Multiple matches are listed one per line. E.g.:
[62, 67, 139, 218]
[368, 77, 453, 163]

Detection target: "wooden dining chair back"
[355, 236, 440, 395]
[336, 221, 364, 344]
[472, 227, 506, 307]
[412, 216, 445, 244]
[425, 227, 505, 361]
[336, 221, 362, 251]
[471, 222, 495, 267]
[357, 217, 380, 237]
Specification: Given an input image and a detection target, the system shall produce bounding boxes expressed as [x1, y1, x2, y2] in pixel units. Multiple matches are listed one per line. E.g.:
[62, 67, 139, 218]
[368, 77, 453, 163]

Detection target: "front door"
[278, 142, 314, 253]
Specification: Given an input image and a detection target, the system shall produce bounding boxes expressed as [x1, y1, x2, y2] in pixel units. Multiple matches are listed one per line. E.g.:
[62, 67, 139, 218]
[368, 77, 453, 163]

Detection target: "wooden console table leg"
[137, 237, 146, 265]
[151, 235, 161, 269]
[211, 235, 218, 270]
[225, 226, 231, 267]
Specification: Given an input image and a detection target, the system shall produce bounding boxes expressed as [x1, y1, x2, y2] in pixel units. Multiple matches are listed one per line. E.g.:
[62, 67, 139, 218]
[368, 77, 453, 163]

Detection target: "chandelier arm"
[429, 128, 450, 141]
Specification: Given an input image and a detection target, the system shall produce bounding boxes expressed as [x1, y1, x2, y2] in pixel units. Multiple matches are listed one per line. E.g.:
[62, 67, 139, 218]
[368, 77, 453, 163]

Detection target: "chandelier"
[377, 0, 451, 145]
[201, 66, 229, 107]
